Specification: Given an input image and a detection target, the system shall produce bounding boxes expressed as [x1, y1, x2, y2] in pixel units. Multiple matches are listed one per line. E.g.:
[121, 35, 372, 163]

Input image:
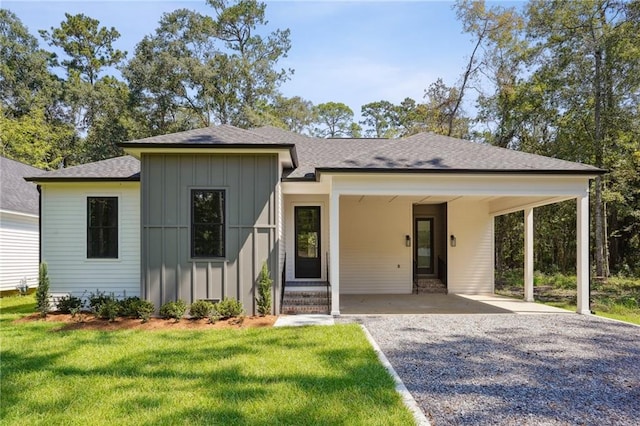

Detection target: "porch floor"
[339, 293, 572, 315]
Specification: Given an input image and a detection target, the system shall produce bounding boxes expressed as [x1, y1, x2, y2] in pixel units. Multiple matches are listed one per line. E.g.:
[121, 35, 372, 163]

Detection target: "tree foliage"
[123, 0, 291, 133]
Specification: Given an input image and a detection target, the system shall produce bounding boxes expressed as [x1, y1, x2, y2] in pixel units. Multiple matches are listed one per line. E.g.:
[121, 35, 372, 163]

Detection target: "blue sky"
[5, 0, 487, 118]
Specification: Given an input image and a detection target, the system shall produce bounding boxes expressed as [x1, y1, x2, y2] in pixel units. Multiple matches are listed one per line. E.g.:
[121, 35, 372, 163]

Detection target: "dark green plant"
[214, 298, 244, 319]
[35, 263, 50, 318]
[159, 299, 188, 322]
[97, 298, 120, 322]
[189, 300, 215, 320]
[119, 296, 142, 317]
[136, 300, 155, 323]
[88, 290, 114, 312]
[56, 295, 83, 314]
[256, 262, 273, 316]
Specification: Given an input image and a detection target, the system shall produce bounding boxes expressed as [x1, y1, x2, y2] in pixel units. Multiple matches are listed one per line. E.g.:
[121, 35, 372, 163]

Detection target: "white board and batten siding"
[0, 211, 39, 291]
[40, 182, 140, 299]
[447, 198, 494, 294]
[339, 196, 413, 294]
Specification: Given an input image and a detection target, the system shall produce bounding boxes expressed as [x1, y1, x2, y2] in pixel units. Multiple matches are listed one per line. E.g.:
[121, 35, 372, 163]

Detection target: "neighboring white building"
[0, 157, 42, 292]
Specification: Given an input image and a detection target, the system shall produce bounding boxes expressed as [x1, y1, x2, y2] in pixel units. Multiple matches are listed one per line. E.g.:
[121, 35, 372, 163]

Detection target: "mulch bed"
[15, 312, 277, 331]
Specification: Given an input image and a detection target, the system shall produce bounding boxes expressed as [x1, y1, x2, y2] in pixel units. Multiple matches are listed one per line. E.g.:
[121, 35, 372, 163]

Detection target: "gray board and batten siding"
[141, 153, 280, 314]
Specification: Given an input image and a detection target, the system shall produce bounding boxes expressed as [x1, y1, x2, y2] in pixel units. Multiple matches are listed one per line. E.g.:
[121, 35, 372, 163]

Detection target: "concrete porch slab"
[274, 314, 335, 327]
[456, 293, 573, 314]
[339, 293, 573, 315]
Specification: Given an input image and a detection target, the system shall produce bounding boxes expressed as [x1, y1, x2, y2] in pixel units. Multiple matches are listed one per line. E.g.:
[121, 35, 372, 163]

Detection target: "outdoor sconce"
[450, 235, 457, 247]
[405, 235, 411, 247]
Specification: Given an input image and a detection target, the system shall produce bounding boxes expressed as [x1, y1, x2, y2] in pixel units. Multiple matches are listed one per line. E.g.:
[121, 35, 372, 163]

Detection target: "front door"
[295, 206, 321, 278]
[415, 218, 434, 275]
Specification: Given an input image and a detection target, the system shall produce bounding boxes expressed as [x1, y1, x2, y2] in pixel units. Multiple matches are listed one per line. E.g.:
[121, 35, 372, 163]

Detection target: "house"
[26, 125, 605, 315]
[1, 156, 42, 292]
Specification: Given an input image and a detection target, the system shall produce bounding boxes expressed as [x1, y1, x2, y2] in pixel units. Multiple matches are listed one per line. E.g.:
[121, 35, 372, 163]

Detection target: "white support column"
[576, 194, 591, 315]
[330, 191, 340, 316]
[524, 207, 534, 302]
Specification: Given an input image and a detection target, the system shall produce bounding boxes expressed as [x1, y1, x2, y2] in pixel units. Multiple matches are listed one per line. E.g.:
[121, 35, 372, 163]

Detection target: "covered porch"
[281, 172, 592, 316]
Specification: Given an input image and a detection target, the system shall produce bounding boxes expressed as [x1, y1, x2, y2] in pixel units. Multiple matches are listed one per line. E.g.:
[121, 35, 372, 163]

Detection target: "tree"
[40, 13, 126, 131]
[525, 0, 640, 278]
[0, 10, 74, 169]
[36, 263, 51, 318]
[0, 9, 60, 118]
[123, 0, 292, 132]
[0, 107, 73, 169]
[456, 0, 527, 148]
[40, 13, 130, 162]
[312, 102, 356, 138]
[360, 100, 398, 138]
[245, 95, 315, 134]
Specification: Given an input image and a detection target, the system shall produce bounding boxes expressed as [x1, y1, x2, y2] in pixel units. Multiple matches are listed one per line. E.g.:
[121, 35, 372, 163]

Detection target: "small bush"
[214, 298, 244, 319]
[119, 296, 142, 317]
[189, 300, 215, 320]
[96, 298, 120, 321]
[256, 262, 273, 316]
[35, 263, 51, 318]
[136, 300, 155, 323]
[89, 290, 113, 311]
[56, 295, 83, 314]
[159, 299, 188, 322]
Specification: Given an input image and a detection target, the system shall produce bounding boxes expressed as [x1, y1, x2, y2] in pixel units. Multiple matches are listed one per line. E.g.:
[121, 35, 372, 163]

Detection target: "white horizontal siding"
[447, 198, 494, 294]
[41, 182, 140, 299]
[339, 196, 412, 294]
[0, 212, 39, 291]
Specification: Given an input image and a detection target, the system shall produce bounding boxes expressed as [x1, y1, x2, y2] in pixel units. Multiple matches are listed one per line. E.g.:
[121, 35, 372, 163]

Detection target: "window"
[191, 189, 225, 258]
[87, 197, 118, 258]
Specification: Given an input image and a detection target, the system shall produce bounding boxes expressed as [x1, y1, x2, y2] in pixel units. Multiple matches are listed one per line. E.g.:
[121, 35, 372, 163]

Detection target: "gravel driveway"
[339, 314, 640, 425]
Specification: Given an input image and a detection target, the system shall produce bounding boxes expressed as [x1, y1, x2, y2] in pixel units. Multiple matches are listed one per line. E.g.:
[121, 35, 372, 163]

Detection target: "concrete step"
[281, 290, 330, 315]
[282, 297, 328, 305]
[281, 305, 330, 315]
[415, 287, 448, 294]
[414, 278, 447, 294]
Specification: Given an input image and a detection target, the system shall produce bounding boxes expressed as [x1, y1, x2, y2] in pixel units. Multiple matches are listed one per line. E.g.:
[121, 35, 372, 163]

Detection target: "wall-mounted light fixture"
[405, 235, 411, 247]
[450, 235, 457, 247]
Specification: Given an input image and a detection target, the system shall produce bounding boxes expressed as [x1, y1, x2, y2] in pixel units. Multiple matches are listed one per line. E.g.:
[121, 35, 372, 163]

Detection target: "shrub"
[119, 296, 142, 317]
[189, 300, 215, 320]
[214, 298, 244, 319]
[35, 263, 51, 318]
[56, 295, 83, 314]
[89, 290, 114, 312]
[256, 262, 273, 316]
[136, 300, 155, 323]
[159, 299, 188, 322]
[96, 298, 120, 321]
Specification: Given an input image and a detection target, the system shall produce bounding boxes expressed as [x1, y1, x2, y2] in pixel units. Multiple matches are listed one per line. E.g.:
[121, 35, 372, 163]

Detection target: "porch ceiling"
[338, 194, 574, 214]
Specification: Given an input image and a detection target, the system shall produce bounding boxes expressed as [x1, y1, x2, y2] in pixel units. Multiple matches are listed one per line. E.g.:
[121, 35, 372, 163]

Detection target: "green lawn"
[0, 296, 414, 426]
[496, 271, 640, 325]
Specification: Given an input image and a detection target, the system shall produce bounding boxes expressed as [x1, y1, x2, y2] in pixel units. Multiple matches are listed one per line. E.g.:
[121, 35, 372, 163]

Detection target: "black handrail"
[326, 252, 331, 311]
[280, 254, 286, 311]
[438, 256, 447, 285]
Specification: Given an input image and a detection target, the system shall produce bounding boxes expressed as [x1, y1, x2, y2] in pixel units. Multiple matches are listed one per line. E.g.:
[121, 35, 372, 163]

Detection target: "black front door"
[295, 206, 321, 278]
[415, 218, 434, 275]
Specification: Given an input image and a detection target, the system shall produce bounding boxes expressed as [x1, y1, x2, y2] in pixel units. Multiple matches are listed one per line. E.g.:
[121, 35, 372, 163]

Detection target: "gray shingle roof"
[25, 156, 140, 182]
[317, 132, 601, 174]
[27, 125, 604, 183]
[119, 124, 289, 147]
[1, 156, 42, 215]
